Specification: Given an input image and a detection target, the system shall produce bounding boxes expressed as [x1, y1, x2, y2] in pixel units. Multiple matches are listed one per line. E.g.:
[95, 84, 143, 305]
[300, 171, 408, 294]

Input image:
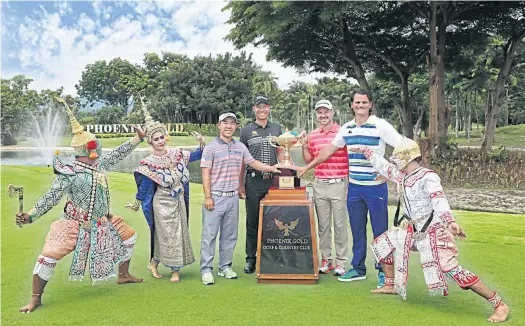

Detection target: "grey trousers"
[200, 194, 239, 273]
[313, 178, 349, 267]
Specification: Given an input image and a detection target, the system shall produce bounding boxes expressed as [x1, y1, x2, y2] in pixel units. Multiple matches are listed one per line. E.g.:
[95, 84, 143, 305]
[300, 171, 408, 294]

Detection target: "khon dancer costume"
[361, 140, 502, 310]
[130, 101, 194, 272]
[29, 104, 142, 284]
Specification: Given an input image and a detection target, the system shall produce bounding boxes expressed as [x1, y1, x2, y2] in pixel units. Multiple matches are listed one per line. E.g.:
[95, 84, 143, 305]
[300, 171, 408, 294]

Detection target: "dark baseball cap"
[254, 95, 270, 106]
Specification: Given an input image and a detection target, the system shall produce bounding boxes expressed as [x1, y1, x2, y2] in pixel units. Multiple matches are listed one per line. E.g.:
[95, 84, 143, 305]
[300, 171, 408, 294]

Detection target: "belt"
[211, 190, 238, 197]
[247, 171, 273, 179]
[315, 177, 346, 184]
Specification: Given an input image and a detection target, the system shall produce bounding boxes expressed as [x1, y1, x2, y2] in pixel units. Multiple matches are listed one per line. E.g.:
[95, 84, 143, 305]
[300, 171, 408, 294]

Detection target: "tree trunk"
[436, 16, 449, 146]
[464, 93, 471, 139]
[481, 30, 525, 153]
[401, 77, 414, 138]
[455, 91, 460, 138]
[482, 90, 497, 151]
[474, 88, 479, 132]
[413, 107, 425, 142]
[427, 1, 439, 153]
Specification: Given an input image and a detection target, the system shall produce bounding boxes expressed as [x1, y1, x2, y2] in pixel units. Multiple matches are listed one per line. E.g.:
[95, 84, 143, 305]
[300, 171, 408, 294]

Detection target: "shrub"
[429, 147, 525, 189]
[178, 123, 218, 136]
[488, 146, 509, 162]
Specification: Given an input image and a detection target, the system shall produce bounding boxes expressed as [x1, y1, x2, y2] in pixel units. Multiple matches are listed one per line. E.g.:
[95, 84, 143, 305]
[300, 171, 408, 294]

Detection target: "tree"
[95, 106, 127, 125]
[1, 75, 40, 145]
[480, 4, 525, 151]
[75, 57, 148, 110]
[225, 1, 382, 89]
[153, 52, 261, 123]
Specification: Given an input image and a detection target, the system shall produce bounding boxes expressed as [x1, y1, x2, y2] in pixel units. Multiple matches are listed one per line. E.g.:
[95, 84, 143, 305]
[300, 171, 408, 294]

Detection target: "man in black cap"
[239, 95, 283, 274]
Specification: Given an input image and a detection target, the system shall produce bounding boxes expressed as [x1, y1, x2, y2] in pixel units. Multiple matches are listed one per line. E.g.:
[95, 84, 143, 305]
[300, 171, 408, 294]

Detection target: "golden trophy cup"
[269, 129, 304, 188]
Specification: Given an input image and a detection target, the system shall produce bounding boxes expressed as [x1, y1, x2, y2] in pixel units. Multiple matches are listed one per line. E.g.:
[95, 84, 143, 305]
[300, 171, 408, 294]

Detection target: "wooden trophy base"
[255, 188, 319, 284]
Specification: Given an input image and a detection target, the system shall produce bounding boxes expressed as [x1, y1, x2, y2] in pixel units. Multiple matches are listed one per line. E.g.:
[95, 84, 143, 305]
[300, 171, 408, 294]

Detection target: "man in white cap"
[301, 99, 349, 276]
[200, 111, 283, 285]
[353, 137, 509, 323]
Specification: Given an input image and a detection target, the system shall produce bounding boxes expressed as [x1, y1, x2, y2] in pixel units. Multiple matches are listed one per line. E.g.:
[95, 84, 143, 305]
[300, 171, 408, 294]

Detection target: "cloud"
[3, 1, 343, 95]
[55, 0, 72, 16]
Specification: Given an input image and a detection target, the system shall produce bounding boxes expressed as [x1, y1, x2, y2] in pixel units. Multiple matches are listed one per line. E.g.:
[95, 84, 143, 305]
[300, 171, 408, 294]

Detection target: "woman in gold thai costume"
[127, 99, 195, 283]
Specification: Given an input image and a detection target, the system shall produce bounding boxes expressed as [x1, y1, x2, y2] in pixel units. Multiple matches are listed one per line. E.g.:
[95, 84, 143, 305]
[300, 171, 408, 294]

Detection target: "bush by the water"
[180, 123, 219, 136]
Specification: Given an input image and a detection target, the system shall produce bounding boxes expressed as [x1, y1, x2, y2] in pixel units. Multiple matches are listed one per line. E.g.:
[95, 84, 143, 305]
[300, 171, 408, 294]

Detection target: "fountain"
[27, 102, 66, 166]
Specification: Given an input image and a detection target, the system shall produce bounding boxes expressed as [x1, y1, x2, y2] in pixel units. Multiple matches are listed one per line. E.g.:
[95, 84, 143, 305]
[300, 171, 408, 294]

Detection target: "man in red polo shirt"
[301, 99, 349, 276]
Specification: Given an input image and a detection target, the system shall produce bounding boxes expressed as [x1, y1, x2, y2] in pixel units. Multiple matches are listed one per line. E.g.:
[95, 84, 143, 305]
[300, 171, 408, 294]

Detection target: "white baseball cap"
[218, 112, 240, 123]
[314, 99, 333, 111]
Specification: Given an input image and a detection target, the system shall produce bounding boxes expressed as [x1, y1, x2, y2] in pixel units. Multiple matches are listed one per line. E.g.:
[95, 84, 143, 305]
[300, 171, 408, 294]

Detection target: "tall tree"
[76, 57, 148, 110]
[1, 75, 40, 145]
[225, 1, 382, 89]
[480, 3, 525, 151]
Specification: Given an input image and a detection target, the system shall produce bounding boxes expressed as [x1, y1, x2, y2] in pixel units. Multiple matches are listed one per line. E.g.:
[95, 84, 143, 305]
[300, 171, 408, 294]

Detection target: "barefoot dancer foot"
[19, 294, 42, 313]
[117, 259, 144, 283]
[170, 271, 180, 283]
[117, 273, 144, 284]
[147, 261, 162, 279]
[20, 275, 47, 313]
[487, 303, 509, 323]
[371, 285, 397, 295]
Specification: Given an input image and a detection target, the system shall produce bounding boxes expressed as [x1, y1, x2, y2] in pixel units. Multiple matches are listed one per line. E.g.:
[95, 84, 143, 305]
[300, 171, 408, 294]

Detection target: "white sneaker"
[218, 268, 238, 279]
[334, 265, 345, 276]
[202, 272, 215, 285]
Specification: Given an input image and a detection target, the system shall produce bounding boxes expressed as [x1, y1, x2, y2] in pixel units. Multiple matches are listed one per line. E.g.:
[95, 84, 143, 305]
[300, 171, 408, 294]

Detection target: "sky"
[1, 0, 338, 96]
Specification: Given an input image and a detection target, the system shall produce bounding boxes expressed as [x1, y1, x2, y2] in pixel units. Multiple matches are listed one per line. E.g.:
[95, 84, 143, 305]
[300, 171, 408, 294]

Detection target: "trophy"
[269, 129, 304, 189]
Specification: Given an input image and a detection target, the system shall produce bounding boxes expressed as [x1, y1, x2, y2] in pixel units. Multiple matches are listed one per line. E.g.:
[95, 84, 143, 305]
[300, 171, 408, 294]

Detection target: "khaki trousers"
[313, 178, 349, 267]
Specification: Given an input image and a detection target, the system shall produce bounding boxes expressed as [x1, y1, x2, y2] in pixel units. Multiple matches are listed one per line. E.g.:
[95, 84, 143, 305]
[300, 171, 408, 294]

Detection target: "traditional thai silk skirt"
[40, 201, 134, 284]
[152, 187, 195, 269]
[371, 223, 460, 300]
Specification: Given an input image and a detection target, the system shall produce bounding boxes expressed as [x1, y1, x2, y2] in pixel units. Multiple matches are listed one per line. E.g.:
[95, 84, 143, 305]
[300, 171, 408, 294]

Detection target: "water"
[27, 106, 65, 166]
[1, 148, 307, 185]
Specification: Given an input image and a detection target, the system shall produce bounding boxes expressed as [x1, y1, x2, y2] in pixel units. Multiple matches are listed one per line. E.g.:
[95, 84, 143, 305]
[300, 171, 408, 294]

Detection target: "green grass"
[8, 135, 219, 149]
[1, 166, 524, 325]
[454, 124, 525, 149]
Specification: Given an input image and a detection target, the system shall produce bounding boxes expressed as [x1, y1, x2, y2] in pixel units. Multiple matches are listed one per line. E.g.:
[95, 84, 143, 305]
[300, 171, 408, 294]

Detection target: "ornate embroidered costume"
[29, 137, 142, 284]
[27, 98, 143, 284]
[134, 148, 195, 270]
[131, 98, 194, 271]
[362, 146, 480, 300]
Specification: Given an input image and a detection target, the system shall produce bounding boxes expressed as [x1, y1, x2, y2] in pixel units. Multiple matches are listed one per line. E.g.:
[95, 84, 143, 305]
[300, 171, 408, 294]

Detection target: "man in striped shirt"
[297, 90, 402, 287]
[302, 99, 349, 276]
[199, 111, 282, 285]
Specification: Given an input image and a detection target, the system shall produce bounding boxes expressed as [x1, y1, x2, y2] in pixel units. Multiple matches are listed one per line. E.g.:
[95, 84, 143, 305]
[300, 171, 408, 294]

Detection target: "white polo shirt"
[332, 115, 402, 185]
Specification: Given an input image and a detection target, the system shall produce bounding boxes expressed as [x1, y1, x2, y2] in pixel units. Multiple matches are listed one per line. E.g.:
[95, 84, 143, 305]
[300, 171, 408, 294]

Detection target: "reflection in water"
[2, 149, 307, 185]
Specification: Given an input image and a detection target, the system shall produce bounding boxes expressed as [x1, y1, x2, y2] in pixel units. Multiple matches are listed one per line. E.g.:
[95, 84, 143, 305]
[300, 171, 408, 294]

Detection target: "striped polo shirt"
[332, 115, 402, 185]
[307, 123, 348, 179]
[200, 137, 255, 192]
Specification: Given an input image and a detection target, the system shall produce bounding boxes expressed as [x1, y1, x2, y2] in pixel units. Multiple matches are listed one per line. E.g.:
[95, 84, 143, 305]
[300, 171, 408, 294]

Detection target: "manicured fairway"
[2, 166, 524, 325]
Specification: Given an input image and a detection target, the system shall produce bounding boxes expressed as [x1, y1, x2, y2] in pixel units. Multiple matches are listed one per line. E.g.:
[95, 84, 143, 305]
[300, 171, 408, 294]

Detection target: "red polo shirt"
[307, 123, 349, 179]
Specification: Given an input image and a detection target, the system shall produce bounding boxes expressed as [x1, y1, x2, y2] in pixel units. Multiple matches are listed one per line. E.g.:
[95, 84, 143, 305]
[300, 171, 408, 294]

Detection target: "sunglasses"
[153, 135, 165, 142]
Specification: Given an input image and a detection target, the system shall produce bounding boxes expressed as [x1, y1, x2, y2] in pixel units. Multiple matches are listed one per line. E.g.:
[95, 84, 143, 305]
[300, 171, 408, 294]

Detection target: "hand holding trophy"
[268, 129, 304, 188]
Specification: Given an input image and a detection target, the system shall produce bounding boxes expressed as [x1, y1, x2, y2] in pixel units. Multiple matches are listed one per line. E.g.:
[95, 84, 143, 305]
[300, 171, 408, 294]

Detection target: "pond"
[1, 148, 307, 185]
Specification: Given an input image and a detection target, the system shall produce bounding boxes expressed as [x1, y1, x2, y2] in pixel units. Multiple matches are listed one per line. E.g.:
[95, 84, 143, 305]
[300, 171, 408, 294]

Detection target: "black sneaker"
[244, 262, 255, 274]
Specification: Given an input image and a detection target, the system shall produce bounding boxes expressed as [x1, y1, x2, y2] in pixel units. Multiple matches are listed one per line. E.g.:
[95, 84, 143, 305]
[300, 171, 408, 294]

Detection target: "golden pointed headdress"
[56, 97, 96, 148]
[390, 137, 421, 169]
[140, 97, 167, 143]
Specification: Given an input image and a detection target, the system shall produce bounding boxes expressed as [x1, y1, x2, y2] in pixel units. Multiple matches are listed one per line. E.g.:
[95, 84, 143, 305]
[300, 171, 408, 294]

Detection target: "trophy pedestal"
[272, 168, 300, 189]
[255, 188, 319, 284]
